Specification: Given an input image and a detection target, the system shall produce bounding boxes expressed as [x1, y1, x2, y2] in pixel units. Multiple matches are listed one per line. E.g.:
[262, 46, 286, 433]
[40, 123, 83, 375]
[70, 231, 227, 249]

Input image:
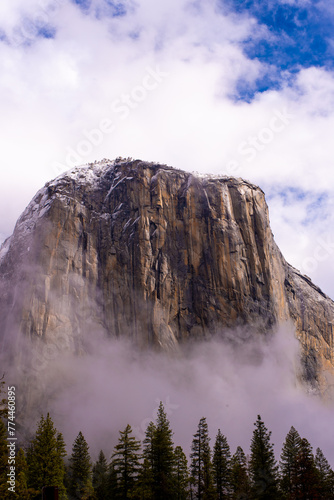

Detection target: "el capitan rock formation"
[0, 158, 333, 393]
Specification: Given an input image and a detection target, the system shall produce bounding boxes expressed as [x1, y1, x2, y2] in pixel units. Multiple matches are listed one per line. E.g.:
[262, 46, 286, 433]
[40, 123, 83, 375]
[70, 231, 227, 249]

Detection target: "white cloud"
[1, 0, 334, 299]
[8, 326, 334, 465]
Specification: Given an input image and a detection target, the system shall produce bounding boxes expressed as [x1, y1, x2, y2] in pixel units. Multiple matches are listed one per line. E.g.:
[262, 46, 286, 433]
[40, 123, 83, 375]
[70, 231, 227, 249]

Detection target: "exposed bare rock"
[0, 158, 333, 393]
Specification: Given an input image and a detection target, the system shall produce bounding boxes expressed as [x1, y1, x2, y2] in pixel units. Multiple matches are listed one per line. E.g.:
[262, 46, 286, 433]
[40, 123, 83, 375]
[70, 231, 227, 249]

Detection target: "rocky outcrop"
[0, 158, 333, 392]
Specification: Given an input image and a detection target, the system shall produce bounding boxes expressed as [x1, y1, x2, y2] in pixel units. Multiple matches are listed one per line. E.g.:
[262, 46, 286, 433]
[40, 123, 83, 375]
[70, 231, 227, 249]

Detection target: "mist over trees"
[0, 385, 334, 500]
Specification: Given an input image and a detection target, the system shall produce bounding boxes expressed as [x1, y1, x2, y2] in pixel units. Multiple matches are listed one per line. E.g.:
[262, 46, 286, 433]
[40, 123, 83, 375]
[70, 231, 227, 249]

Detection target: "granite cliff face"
[0, 158, 333, 392]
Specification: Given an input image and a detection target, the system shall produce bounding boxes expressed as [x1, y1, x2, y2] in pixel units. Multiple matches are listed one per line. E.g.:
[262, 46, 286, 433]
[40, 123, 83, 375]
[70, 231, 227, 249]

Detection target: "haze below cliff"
[5, 320, 334, 466]
[1, 158, 334, 466]
[1, 159, 333, 394]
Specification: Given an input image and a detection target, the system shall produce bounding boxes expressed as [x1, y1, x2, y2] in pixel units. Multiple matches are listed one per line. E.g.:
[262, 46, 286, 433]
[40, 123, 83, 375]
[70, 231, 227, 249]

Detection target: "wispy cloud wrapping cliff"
[10, 324, 334, 465]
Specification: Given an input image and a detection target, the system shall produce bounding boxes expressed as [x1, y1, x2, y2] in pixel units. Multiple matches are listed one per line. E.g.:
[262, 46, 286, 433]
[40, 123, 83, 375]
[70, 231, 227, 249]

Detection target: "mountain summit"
[0, 158, 333, 393]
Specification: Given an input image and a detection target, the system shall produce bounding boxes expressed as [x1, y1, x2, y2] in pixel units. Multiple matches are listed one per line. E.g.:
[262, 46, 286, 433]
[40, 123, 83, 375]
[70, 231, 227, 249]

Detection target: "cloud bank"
[1, 1, 334, 298]
[8, 323, 334, 466]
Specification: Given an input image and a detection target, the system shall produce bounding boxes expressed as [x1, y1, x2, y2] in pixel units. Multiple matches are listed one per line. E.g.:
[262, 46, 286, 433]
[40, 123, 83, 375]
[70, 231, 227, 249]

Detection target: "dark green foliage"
[0, 376, 9, 498]
[111, 424, 141, 499]
[212, 429, 232, 499]
[132, 422, 156, 499]
[2, 401, 334, 500]
[174, 445, 189, 500]
[107, 462, 119, 499]
[143, 421, 156, 469]
[230, 446, 251, 499]
[191, 417, 215, 500]
[315, 448, 334, 499]
[92, 450, 109, 500]
[294, 438, 319, 499]
[1, 444, 33, 500]
[133, 404, 177, 500]
[69, 431, 94, 499]
[13, 448, 34, 499]
[0, 375, 7, 420]
[280, 426, 302, 499]
[56, 432, 68, 499]
[27, 413, 67, 499]
[132, 457, 155, 500]
[151, 402, 176, 499]
[249, 415, 280, 500]
[0, 440, 32, 500]
[0, 418, 9, 499]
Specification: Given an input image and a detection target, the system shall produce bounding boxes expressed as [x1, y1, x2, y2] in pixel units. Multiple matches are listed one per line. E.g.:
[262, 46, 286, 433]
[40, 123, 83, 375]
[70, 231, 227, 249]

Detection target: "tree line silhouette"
[0, 383, 333, 499]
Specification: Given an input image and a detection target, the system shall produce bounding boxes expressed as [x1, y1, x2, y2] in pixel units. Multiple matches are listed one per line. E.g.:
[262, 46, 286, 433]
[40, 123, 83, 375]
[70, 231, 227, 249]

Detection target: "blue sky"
[2, 0, 334, 464]
[62, 0, 334, 101]
[1, 0, 334, 296]
[223, 0, 334, 99]
[73, 0, 128, 17]
[226, 0, 334, 68]
[70, 0, 334, 87]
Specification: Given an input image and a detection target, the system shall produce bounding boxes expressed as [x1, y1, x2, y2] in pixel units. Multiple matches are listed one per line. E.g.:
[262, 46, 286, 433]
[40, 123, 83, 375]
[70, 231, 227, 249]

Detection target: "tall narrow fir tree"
[191, 417, 215, 500]
[27, 413, 67, 499]
[212, 429, 232, 499]
[69, 431, 94, 499]
[111, 424, 141, 499]
[249, 415, 280, 500]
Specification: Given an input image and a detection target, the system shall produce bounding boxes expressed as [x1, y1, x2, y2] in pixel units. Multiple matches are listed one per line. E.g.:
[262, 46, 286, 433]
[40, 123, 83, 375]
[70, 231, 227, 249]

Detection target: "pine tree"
[111, 423, 141, 499]
[0, 377, 9, 499]
[315, 448, 334, 500]
[27, 413, 67, 498]
[133, 422, 156, 499]
[0, 374, 7, 419]
[151, 402, 176, 499]
[133, 457, 155, 500]
[12, 448, 33, 500]
[249, 415, 280, 500]
[69, 431, 94, 499]
[191, 417, 215, 500]
[56, 432, 68, 499]
[212, 429, 232, 499]
[230, 446, 251, 500]
[143, 421, 156, 469]
[174, 445, 189, 500]
[294, 437, 319, 500]
[279, 426, 302, 499]
[0, 417, 9, 499]
[93, 450, 109, 500]
[107, 462, 119, 499]
[135, 403, 176, 499]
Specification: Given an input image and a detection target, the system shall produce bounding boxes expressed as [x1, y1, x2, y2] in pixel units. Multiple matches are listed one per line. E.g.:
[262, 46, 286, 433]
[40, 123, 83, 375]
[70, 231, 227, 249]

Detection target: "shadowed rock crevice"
[0, 158, 333, 393]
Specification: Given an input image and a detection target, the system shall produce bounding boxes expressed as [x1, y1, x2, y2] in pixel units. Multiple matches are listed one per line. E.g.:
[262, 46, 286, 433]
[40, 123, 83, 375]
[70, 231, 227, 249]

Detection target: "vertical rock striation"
[0, 158, 333, 392]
